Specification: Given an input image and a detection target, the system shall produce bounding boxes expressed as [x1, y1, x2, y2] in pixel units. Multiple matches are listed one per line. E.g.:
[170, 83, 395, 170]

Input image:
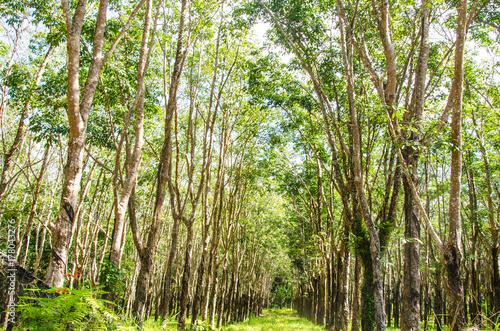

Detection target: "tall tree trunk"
[45, 0, 99, 287]
[335, 242, 350, 330]
[45, 0, 142, 286]
[190, 222, 210, 327]
[337, 10, 385, 330]
[443, 0, 467, 329]
[159, 215, 181, 319]
[434, 265, 443, 331]
[133, 0, 187, 325]
[466, 153, 482, 326]
[107, 0, 152, 292]
[400, 2, 430, 330]
[216, 256, 229, 329]
[351, 255, 361, 331]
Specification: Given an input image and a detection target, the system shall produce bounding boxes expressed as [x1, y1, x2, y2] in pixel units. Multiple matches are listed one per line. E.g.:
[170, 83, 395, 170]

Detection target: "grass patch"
[222, 308, 324, 331]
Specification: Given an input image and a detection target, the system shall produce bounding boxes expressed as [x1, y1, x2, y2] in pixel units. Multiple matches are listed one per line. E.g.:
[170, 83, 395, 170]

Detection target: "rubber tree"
[132, 0, 188, 325]
[45, 0, 146, 287]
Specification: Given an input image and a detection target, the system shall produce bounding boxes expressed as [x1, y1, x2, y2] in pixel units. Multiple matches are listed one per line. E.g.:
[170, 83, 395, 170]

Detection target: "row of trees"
[251, 0, 500, 330]
[0, 0, 292, 329]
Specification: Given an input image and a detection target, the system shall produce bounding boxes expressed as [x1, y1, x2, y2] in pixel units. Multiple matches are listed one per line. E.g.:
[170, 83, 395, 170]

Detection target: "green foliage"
[99, 260, 125, 299]
[270, 277, 292, 308]
[18, 287, 117, 331]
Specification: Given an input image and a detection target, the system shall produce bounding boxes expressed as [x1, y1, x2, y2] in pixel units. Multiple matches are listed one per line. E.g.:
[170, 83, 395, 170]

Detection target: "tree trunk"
[45, 0, 92, 287]
[401, 166, 421, 331]
[177, 222, 194, 330]
[106, 0, 152, 306]
[434, 265, 443, 331]
[190, 224, 210, 327]
[216, 257, 229, 329]
[466, 154, 482, 326]
[45, 0, 144, 287]
[158, 215, 181, 319]
[443, 0, 467, 329]
[400, 2, 430, 329]
[18, 145, 50, 267]
[336, 244, 349, 330]
[133, 252, 153, 327]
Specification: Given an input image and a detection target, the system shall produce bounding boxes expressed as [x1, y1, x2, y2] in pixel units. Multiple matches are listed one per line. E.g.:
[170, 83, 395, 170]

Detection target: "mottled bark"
[109, 0, 152, 271]
[190, 221, 210, 326]
[18, 146, 50, 267]
[46, 0, 143, 287]
[158, 215, 181, 319]
[177, 222, 194, 330]
[136, 0, 188, 324]
[351, 255, 361, 331]
[443, 0, 467, 329]
[338, 10, 385, 331]
[45, 0, 94, 287]
[400, 1, 430, 329]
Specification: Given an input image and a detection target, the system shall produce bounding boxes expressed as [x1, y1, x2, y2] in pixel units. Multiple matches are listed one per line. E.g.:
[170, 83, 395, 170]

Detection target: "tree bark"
[443, 0, 467, 329]
[133, 0, 188, 325]
[177, 222, 194, 330]
[108, 9, 151, 267]
[351, 255, 361, 331]
[400, 1, 430, 329]
[45, 0, 95, 287]
[337, 10, 385, 331]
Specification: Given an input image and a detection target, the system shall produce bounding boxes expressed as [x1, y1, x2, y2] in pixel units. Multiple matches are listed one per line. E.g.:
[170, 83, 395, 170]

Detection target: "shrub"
[17, 287, 117, 330]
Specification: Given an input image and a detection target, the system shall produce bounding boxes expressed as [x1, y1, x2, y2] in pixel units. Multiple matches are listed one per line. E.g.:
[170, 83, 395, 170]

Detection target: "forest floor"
[222, 308, 325, 330]
[135, 309, 465, 330]
[220, 308, 401, 330]
[147, 309, 406, 331]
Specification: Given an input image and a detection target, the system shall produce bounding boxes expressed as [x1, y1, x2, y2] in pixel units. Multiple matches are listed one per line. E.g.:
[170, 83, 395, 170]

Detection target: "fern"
[17, 287, 118, 330]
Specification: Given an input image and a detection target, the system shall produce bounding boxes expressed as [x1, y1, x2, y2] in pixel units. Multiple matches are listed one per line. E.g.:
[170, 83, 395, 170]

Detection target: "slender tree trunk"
[159, 215, 181, 319]
[401, 162, 421, 331]
[190, 224, 210, 326]
[400, 3, 430, 330]
[178, 222, 194, 330]
[351, 255, 361, 331]
[466, 154, 482, 326]
[134, 0, 187, 325]
[338, 13, 385, 330]
[133, 253, 153, 326]
[216, 256, 229, 329]
[434, 265, 443, 331]
[386, 265, 392, 327]
[45, 0, 144, 287]
[443, 0, 467, 329]
[208, 264, 219, 328]
[45, 0, 89, 287]
[108, 0, 152, 292]
[18, 145, 50, 267]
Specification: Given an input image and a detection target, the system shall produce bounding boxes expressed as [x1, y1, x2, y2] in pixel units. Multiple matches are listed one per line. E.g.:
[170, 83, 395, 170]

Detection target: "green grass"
[106, 309, 496, 331]
[222, 308, 325, 331]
